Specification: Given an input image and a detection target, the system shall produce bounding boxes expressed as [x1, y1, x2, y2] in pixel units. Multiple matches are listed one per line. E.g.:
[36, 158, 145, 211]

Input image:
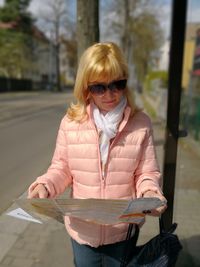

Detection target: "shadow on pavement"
[177, 235, 200, 267]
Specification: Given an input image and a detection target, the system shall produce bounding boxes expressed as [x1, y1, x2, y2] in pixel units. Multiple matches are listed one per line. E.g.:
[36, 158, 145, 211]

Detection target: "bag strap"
[159, 216, 164, 234]
[120, 224, 139, 267]
[121, 217, 164, 267]
[127, 223, 139, 246]
[159, 216, 178, 234]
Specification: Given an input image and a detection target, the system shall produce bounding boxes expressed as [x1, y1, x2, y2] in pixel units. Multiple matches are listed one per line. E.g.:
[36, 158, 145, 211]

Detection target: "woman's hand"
[28, 184, 49, 199]
[143, 190, 167, 216]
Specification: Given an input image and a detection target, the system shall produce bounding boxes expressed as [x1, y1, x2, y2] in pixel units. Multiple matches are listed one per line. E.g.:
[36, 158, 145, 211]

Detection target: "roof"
[0, 21, 18, 29]
[0, 21, 48, 42]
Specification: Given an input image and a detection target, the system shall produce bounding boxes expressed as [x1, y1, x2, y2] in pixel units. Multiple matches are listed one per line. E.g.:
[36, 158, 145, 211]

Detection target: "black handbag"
[120, 218, 183, 267]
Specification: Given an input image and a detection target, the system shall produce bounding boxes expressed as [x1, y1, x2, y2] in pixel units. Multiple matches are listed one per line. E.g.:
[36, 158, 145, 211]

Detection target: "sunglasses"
[88, 79, 127, 96]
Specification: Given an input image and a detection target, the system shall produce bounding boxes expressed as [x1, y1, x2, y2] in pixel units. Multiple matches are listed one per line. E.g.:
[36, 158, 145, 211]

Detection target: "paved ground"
[0, 91, 73, 125]
[0, 92, 200, 267]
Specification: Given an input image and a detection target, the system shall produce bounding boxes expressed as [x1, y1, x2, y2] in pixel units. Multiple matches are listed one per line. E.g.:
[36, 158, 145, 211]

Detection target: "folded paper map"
[7, 197, 166, 225]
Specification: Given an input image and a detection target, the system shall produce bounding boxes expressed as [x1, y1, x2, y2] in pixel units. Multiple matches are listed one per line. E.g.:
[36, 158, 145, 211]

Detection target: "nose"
[104, 88, 115, 98]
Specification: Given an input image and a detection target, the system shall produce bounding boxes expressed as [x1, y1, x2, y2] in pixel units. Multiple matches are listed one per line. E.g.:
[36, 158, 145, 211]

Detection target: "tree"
[130, 12, 164, 83]
[102, 0, 164, 85]
[77, 0, 99, 61]
[0, 0, 34, 78]
[0, 0, 34, 33]
[35, 0, 73, 91]
[60, 30, 77, 81]
[0, 29, 31, 77]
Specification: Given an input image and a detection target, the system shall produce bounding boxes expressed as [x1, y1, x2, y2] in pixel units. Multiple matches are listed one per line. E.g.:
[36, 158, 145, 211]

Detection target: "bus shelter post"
[162, 0, 188, 230]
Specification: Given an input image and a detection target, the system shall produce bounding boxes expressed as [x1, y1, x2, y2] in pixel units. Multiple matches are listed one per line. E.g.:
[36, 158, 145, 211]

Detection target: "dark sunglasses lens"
[89, 79, 127, 95]
[89, 84, 106, 95]
[113, 79, 127, 90]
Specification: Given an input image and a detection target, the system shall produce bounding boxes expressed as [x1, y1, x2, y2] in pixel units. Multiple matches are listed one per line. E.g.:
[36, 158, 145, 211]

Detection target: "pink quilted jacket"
[29, 104, 163, 247]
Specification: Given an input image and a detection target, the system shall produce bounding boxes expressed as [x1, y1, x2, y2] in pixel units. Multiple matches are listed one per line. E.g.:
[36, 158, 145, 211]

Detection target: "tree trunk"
[77, 0, 99, 62]
[55, 19, 61, 92]
[55, 43, 61, 92]
[121, 0, 131, 62]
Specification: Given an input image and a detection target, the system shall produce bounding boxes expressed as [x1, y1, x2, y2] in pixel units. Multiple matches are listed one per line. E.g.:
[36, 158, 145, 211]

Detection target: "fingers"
[149, 204, 167, 216]
[143, 190, 161, 199]
[143, 191, 167, 203]
[28, 188, 38, 199]
[28, 184, 48, 199]
[142, 190, 167, 216]
[38, 188, 49, 198]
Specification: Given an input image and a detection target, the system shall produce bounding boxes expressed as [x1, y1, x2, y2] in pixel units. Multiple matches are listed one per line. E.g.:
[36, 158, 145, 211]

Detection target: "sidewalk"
[0, 191, 74, 267]
[138, 120, 200, 267]
[136, 93, 200, 266]
[0, 94, 200, 267]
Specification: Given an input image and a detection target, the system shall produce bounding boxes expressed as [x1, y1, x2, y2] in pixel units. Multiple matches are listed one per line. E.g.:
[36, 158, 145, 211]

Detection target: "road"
[0, 91, 73, 214]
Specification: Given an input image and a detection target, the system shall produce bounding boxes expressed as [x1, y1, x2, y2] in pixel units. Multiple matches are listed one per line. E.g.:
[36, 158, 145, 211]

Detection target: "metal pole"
[161, 0, 188, 230]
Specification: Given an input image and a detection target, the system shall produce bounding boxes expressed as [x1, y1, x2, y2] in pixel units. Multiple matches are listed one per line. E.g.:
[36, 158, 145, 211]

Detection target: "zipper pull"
[102, 164, 105, 180]
[102, 165, 106, 187]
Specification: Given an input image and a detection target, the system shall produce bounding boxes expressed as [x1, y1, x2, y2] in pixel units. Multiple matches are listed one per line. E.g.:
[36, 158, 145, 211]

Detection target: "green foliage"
[144, 71, 168, 92]
[0, 29, 32, 77]
[0, 0, 35, 78]
[141, 94, 157, 118]
[0, 0, 34, 33]
[130, 12, 164, 83]
[180, 93, 200, 141]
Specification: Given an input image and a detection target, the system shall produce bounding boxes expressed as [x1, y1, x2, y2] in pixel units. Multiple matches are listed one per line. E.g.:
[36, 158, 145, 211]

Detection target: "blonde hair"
[67, 42, 138, 122]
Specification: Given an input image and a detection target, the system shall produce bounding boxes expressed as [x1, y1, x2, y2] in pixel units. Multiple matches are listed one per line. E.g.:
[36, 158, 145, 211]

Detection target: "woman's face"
[89, 79, 126, 113]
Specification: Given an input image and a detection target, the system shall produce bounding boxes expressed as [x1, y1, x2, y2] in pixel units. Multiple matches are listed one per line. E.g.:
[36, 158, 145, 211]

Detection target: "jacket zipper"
[92, 125, 105, 246]
[98, 134, 121, 245]
[91, 122, 123, 246]
[102, 131, 122, 183]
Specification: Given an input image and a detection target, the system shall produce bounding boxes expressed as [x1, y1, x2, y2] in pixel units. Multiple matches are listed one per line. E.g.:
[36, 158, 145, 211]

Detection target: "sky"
[28, 0, 76, 20]
[0, 0, 199, 20]
[187, 0, 200, 22]
[0, 0, 200, 40]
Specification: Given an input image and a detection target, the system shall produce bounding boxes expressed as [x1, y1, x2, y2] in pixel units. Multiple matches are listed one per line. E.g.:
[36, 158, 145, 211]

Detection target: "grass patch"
[141, 95, 157, 119]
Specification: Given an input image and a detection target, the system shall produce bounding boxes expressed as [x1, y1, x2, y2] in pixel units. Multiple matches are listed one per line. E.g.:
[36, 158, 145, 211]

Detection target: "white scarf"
[93, 96, 127, 168]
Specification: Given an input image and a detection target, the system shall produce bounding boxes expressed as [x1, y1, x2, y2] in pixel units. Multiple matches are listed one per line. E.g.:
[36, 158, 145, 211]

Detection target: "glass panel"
[134, 1, 200, 266]
[174, 0, 200, 265]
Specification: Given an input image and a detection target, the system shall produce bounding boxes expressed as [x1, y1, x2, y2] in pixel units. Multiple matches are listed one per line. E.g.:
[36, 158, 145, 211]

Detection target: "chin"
[104, 102, 118, 109]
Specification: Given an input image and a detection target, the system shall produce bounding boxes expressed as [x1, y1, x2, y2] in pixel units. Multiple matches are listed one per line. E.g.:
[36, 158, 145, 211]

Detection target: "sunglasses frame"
[88, 79, 127, 96]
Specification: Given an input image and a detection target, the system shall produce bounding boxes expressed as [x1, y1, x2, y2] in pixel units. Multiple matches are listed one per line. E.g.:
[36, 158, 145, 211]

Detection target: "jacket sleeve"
[28, 116, 73, 198]
[134, 125, 163, 198]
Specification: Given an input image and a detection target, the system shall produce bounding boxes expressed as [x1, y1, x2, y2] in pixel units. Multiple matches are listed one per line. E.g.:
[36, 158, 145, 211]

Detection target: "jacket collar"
[118, 106, 131, 132]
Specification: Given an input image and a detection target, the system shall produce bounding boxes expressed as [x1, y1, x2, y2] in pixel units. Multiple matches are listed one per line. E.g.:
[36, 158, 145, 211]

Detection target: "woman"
[28, 42, 167, 267]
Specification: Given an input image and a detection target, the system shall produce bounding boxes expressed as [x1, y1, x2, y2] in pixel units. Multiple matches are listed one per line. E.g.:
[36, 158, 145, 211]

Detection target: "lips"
[103, 100, 116, 104]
